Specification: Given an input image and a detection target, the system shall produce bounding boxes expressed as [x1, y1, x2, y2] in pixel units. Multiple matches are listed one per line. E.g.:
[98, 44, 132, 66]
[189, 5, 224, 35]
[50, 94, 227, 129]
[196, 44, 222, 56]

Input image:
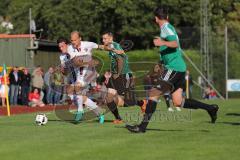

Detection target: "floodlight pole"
[225, 26, 228, 99]
[29, 8, 32, 35]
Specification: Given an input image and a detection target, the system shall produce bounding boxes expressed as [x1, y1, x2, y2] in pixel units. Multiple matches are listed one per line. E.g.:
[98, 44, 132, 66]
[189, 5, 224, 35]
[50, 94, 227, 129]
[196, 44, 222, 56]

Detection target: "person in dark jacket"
[20, 68, 31, 105]
[9, 66, 21, 105]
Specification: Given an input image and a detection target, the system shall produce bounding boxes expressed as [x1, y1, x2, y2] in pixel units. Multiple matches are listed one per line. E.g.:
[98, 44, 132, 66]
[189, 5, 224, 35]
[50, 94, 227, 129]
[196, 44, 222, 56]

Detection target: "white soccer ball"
[35, 114, 48, 126]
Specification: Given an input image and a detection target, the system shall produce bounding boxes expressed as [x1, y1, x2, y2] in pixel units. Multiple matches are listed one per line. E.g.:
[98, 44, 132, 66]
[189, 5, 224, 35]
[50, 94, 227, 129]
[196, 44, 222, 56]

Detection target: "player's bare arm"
[153, 37, 178, 48]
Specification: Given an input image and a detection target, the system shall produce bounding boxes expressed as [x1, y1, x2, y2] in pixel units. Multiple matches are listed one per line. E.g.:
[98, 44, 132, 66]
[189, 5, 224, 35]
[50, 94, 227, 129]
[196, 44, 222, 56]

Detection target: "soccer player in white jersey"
[57, 37, 104, 124]
[67, 31, 100, 87]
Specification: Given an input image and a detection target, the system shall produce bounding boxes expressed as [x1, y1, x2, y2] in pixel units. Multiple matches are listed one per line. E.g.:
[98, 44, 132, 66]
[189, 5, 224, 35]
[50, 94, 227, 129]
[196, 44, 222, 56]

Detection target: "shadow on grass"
[115, 126, 210, 132]
[225, 113, 240, 117]
[219, 122, 240, 126]
[115, 126, 183, 132]
[146, 128, 184, 132]
[48, 119, 114, 125]
[48, 119, 73, 122]
[84, 119, 114, 123]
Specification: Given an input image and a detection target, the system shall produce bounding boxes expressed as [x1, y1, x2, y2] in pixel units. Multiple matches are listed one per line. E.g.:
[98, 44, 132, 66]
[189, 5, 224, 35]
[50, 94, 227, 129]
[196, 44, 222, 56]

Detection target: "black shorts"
[107, 73, 133, 96]
[161, 69, 186, 93]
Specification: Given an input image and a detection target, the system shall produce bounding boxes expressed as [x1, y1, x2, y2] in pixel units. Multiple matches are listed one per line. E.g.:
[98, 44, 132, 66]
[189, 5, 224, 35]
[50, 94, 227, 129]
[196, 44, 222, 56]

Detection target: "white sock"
[84, 98, 98, 110]
[84, 98, 101, 116]
[76, 95, 84, 112]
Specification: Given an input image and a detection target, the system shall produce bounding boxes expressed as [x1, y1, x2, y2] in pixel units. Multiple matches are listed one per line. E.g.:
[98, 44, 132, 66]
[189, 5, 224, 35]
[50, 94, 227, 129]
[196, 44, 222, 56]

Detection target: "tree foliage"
[0, 0, 238, 50]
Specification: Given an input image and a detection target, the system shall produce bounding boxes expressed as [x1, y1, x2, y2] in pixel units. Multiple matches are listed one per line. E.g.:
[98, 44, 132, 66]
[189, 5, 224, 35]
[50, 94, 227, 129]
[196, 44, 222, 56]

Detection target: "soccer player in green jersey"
[126, 6, 219, 133]
[101, 32, 147, 124]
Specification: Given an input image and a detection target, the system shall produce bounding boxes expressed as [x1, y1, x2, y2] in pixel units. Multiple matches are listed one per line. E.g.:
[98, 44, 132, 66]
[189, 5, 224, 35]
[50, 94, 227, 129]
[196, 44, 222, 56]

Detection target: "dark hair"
[32, 87, 40, 93]
[57, 37, 69, 44]
[154, 6, 169, 20]
[102, 31, 113, 37]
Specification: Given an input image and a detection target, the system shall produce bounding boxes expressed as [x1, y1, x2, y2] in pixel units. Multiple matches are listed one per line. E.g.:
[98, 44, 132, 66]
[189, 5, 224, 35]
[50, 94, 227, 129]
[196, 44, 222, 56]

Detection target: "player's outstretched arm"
[98, 44, 125, 54]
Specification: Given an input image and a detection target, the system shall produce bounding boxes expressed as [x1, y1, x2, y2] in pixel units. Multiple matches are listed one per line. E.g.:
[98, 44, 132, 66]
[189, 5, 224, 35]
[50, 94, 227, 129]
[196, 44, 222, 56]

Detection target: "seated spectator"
[32, 66, 44, 100]
[28, 88, 45, 107]
[203, 86, 211, 100]
[209, 89, 217, 99]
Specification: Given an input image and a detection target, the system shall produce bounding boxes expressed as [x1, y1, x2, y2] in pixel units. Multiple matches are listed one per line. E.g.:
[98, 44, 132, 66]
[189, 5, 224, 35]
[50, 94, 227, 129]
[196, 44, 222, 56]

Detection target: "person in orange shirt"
[28, 88, 45, 107]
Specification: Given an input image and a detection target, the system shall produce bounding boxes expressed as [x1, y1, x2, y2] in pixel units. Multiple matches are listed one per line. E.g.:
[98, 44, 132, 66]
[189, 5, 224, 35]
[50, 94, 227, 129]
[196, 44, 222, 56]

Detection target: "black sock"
[107, 101, 122, 120]
[138, 100, 157, 131]
[183, 99, 214, 111]
[164, 95, 170, 108]
[123, 100, 144, 107]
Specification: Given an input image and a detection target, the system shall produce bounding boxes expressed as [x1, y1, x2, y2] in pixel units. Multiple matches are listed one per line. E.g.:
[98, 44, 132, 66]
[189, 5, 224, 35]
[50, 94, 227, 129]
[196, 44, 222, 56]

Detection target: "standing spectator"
[20, 68, 31, 105]
[0, 74, 9, 107]
[44, 67, 54, 105]
[53, 69, 63, 105]
[60, 76, 68, 104]
[32, 66, 44, 99]
[1, 16, 13, 34]
[9, 67, 21, 105]
[28, 88, 45, 107]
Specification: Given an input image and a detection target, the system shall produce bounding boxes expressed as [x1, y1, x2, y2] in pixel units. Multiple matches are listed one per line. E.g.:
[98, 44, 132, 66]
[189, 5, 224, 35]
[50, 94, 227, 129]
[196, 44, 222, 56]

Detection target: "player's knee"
[116, 96, 124, 106]
[172, 100, 182, 107]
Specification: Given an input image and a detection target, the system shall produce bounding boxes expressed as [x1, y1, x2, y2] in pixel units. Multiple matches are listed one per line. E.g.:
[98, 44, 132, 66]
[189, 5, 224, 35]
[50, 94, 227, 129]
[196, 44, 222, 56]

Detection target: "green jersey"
[159, 22, 186, 72]
[109, 42, 131, 74]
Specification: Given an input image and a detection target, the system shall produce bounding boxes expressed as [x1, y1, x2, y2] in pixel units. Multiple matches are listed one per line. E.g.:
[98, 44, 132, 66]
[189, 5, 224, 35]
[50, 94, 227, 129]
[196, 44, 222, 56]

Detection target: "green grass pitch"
[0, 99, 239, 160]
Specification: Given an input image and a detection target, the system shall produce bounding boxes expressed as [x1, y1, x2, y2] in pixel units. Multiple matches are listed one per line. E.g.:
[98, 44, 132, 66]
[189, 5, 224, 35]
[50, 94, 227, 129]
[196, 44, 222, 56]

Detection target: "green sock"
[75, 111, 84, 122]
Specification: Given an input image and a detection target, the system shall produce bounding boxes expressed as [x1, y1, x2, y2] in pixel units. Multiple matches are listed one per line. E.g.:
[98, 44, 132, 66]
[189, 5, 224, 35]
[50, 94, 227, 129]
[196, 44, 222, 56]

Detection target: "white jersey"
[67, 41, 98, 63]
[59, 53, 70, 66]
[66, 41, 98, 86]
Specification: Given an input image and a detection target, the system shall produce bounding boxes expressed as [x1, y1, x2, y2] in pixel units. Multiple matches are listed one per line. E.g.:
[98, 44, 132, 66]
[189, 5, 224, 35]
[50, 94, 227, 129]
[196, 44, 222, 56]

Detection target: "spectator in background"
[44, 67, 54, 105]
[9, 67, 21, 105]
[60, 76, 68, 105]
[53, 69, 64, 105]
[28, 88, 45, 107]
[0, 74, 9, 107]
[20, 68, 31, 105]
[1, 16, 13, 34]
[209, 88, 217, 100]
[203, 86, 211, 99]
[32, 66, 44, 99]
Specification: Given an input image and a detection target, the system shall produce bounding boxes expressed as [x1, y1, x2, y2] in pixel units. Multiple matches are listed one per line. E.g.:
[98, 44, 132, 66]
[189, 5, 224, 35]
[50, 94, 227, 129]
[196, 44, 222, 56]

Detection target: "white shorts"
[75, 66, 97, 87]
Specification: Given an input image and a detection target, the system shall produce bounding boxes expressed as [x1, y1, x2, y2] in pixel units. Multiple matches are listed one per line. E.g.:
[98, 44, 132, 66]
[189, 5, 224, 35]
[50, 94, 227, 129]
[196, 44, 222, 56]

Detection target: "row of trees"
[0, 0, 239, 49]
